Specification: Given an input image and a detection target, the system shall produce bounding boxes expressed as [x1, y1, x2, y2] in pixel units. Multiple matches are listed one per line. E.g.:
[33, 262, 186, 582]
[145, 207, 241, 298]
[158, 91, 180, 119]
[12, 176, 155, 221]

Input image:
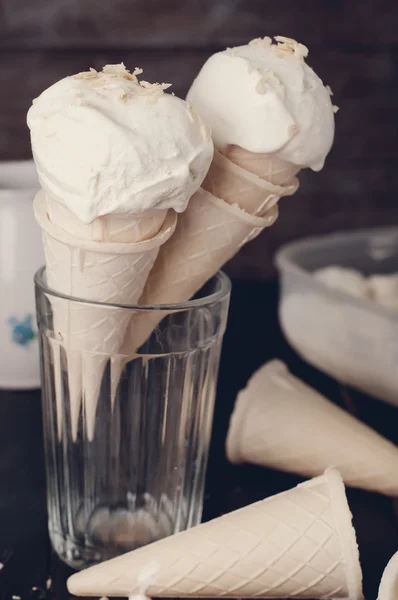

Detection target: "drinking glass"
[35, 267, 230, 569]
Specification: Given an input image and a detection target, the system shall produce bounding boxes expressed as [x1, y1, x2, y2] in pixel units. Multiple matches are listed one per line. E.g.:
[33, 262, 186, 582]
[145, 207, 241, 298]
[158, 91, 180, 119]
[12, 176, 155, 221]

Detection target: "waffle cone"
[377, 552, 398, 600]
[223, 144, 301, 187]
[204, 148, 299, 216]
[34, 191, 176, 440]
[227, 360, 398, 496]
[67, 469, 363, 599]
[118, 150, 298, 363]
[116, 187, 277, 364]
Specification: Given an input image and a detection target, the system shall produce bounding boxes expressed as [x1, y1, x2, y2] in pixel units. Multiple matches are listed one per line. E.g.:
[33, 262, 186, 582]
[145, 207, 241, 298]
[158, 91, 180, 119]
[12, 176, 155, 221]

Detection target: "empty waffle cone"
[34, 190, 176, 441]
[67, 468, 363, 599]
[226, 360, 398, 496]
[377, 551, 398, 600]
[119, 149, 299, 359]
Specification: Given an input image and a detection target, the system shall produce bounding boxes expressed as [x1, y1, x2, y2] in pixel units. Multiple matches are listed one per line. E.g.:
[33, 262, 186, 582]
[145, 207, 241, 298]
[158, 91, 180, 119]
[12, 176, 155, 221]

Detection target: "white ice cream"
[314, 266, 398, 310]
[314, 266, 369, 299]
[28, 64, 213, 223]
[128, 562, 159, 600]
[187, 36, 335, 170]
[368, 274, 398, 310]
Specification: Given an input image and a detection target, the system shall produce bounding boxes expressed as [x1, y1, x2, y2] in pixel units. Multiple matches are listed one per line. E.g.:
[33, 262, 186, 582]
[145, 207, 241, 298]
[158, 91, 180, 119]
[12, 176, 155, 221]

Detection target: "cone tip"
[322, 468, 364, 600]
[377, 551, 398, 600]
[67, 570, 92, 596]
[67, 562, 120, 597]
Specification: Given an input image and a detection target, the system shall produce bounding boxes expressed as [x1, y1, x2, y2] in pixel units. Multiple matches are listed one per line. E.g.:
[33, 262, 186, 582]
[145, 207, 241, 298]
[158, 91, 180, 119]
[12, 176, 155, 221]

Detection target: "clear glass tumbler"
[35, 267, 230, 569]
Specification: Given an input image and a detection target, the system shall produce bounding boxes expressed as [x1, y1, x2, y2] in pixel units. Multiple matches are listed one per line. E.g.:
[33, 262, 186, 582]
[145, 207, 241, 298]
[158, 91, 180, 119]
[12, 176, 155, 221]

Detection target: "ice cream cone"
[377, 551, 398, 600]
[227, 360, 398, 496]
[34, 190, 177, 440]
[203, 149, 298, 216]
[117, 191, 277, 364]
[67, 468, 363, 599]
[112, 148, 299, 396]
[207, 147, 300, 211]
[118, 149, 298, 360]
[223, 144, 300, 186]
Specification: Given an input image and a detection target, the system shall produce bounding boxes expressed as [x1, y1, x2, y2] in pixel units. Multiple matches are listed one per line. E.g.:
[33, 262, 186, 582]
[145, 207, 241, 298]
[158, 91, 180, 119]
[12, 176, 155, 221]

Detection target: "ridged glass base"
[50, 495, 185, 568]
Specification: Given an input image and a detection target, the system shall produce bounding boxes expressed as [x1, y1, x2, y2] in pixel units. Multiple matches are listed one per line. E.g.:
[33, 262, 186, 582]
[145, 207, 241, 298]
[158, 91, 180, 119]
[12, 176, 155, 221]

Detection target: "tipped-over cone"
[227, 360, 398, 496]
[68, 469, 363, 599]
[378, 551, 398, 600]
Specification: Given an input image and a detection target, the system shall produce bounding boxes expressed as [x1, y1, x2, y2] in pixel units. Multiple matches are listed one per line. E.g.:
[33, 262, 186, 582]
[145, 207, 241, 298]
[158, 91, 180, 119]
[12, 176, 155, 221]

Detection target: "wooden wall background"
[1, 0, 397, 278]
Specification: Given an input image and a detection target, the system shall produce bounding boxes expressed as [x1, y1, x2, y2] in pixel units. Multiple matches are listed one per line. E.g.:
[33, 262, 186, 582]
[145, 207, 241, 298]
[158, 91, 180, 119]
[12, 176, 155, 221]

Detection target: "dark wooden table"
[1, 280, 397, 600]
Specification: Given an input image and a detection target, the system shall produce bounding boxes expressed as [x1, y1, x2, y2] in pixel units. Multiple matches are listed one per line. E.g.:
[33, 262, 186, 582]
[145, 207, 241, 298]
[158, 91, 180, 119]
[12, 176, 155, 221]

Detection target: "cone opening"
[214, 149, 299, 196]
[34, 266, 231, 312]
[34, 191, 178, 254]
[378, 552, 398, 600]
[325, 468, 364, 600]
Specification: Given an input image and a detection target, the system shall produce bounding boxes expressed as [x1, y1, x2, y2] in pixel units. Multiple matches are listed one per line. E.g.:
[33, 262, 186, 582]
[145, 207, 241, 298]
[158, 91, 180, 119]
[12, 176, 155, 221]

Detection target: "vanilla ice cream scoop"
[314, 266, 369, 299]
[28, 64, 213, 223]
[187, 36, 336, 171]
[368, 274, 398, 310]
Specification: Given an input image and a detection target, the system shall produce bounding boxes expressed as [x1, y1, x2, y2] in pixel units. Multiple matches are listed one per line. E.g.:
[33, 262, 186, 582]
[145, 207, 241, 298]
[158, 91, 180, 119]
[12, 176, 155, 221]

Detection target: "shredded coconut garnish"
[326, 84, 333, 96]
[249, 37, 272, 47]
[248, 36, 308, 62]
[201, 123, 212, 141]
[74, 69, 99, 80]
[73, 64, 171, 102]
[274, 36, 309, 61]
[255, 69, 282, 95]
[263, 69, 282, 87]
[140, 80, 172, 104]
[333, 105, 339, 113]
[185, 100, 196, 122]
[140, 80, 171, 91]
[255, 79, 268, 95]
[46, 577, 52, 590]
[101, 63, 137, 79]
[225, 47, 238, 57]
